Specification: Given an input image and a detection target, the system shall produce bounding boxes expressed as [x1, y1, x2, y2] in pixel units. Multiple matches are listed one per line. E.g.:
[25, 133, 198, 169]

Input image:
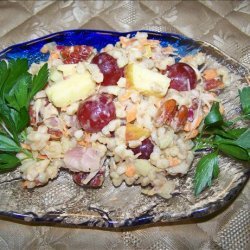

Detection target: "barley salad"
[5, 32, 233, 199]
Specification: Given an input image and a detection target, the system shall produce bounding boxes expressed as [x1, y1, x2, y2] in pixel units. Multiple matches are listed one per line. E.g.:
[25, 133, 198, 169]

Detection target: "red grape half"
[168, 62, 197, 91]
[91, 52, 123, 86]
[77, 94, 116, 133]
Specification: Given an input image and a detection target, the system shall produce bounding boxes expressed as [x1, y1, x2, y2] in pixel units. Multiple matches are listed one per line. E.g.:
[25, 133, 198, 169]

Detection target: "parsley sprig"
[0, 59, 48, 173]
[194, 87, 250, 196]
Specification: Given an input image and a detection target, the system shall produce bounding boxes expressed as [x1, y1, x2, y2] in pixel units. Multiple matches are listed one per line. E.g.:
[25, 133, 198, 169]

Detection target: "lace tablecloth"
[0, 1, 249, 249]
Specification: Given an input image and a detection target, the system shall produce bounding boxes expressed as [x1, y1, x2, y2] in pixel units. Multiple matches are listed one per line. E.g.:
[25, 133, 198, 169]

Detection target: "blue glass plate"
[0, 30, 248, 228]
[0, 29, 200, 64]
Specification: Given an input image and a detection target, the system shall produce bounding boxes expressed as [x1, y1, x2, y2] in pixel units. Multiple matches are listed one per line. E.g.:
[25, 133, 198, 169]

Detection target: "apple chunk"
[125, 63, 170, 97]
[46, 71, 96, 108]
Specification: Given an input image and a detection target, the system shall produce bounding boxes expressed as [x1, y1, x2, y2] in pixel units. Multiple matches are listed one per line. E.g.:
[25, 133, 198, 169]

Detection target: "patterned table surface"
[0, 1, 249, 249]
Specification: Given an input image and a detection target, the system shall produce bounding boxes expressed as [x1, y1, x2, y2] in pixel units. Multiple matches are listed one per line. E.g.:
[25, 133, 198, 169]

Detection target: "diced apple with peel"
[126, 123, 150, 141]
[125, 63, 170, 97]
[46, 71, 96, 108]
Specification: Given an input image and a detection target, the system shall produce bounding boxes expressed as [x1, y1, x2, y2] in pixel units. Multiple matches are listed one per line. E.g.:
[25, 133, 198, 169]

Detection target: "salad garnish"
[194, 87, 250, 195]
[0, 59, 48, 172]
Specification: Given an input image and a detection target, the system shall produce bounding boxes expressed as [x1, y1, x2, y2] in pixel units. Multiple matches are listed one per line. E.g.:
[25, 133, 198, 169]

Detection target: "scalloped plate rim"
[0, 29, 249, 228]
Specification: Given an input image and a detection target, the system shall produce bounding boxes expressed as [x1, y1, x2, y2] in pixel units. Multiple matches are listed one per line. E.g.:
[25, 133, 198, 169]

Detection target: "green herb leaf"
[212, 162, 220, 179]
[218, 143, 249, 161]
[0, 153, 20, 173]
[227, 128, 248, 138]
[19, 129, 28, 143]
[9, 107, 29, 133]
[0, 60, 9, 95]
[0, 58, 39, 175]
[0, 103, 19, 143]
[239, 87, 250, 117]
[235, 129, 250, 149]
[222, 121, 234, 127]
[0, 133, 21, 152]
[3, 59, 28, 95]
[194, 152, 219, 196]
[5, 93, 19, 110]
[5, 73, 32, 111]
[17, 107, 29, 132]
[29, 63, 48, 99]
[206, 127, 248, 140]
[205, 128, 235, 140]
[214, 133, 250, 160]
[204, 102, 223, 127]
[15, 74, 31, 109]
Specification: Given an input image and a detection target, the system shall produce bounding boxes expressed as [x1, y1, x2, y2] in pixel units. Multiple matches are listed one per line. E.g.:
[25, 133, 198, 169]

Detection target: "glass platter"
[0, 30, 249, 228]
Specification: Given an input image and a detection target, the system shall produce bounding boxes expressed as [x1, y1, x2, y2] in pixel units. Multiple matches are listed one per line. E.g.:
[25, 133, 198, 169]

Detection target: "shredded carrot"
[184, 114, 203, 132]
[21, 143, 31, 150]
[37, 154, 48, 160]
[185, 129, 199, 140]
[168, 157, 181, 167]
[120, 37, 135, 48]
[125, 165, 136, 177]
[78, 133, 91, 147]
[49, 52, 59, 60]
[126, 105, 137, 123]
[184, 121, 192, 132]
[118, 90, 132, 102]
[22, 180, 29, 188]
[190, 115, 203, 131]
[120, 36, 160, 49]
[203, 69, 218, 80]
[140, 38, 159, 47]
[77, 140, 88, 147]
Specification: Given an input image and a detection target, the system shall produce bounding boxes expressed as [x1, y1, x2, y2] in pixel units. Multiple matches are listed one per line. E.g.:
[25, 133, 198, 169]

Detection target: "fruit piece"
[91, 52, 123, 86]
[50, 70, 63, 82]
[125, 63, 170, 97]
[59, 45, 93, 64]
[131, 138, 154, 159]
[57, 64, 77, 77]
[73, 170, 105, 188]
[46, 71, 95, 108]
[125, 123, 150, 141]
[77, 94, 116, 133]
[168, 62, 197, 91]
